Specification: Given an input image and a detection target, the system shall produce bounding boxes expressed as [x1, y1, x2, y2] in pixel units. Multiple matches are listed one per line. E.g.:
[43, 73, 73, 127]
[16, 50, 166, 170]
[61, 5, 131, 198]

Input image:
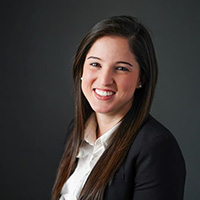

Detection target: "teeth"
[95, 89, 114, 96]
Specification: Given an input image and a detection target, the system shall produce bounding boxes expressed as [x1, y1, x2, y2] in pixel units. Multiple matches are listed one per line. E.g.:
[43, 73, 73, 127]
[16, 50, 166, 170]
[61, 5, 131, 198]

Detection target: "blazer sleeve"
[132, 135, 186, 200]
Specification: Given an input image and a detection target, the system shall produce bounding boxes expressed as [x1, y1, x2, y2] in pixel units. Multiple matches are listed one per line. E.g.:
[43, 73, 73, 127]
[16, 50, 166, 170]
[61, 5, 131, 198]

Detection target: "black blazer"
[63, 115, 186, 199]
[103, 115, 186, 200]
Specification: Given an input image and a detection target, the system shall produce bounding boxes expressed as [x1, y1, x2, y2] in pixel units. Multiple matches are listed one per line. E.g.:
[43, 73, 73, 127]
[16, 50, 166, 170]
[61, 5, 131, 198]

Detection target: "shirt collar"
[84, 113, 121, 146]
[77, 113, 121, 158]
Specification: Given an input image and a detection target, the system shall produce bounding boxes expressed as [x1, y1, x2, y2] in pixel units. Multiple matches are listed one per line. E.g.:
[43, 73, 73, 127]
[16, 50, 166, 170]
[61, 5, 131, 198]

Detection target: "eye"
[90, 62, 101, 67]
[116, 66, 129, 71]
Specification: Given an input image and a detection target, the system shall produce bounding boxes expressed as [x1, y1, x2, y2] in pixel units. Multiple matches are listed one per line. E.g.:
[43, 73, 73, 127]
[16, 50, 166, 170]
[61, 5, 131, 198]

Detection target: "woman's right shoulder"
[67, 119, 74, 133]
[63, 119, 74, 145]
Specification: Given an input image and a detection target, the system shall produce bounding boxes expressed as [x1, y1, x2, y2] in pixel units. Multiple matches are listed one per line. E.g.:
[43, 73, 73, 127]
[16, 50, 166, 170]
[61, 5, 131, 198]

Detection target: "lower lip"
[94, 90, 115, 100]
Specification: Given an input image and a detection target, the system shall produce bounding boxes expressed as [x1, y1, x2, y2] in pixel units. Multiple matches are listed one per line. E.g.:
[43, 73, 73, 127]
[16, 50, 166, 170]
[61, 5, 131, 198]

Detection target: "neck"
[95, 113, 123, 138]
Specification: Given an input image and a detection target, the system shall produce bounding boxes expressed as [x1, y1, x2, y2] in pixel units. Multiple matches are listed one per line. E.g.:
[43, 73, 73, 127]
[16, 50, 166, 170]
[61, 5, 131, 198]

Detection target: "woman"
[51, 16, 186, 200]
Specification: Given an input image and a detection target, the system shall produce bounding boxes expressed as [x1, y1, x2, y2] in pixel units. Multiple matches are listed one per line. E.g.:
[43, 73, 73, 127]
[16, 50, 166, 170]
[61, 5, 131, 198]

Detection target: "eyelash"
[89, 63, 129, 72]
[90, 62, 101, 67]
[116, 66, 129, 71]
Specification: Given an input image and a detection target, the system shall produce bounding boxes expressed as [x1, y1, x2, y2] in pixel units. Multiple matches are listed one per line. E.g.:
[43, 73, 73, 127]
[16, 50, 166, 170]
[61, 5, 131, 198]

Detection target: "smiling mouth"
[94, 89, 115, 96]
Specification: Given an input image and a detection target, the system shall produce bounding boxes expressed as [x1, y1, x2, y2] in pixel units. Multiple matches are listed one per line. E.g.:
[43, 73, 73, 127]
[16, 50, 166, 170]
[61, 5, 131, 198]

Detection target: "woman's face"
[81, 36, 141, 117]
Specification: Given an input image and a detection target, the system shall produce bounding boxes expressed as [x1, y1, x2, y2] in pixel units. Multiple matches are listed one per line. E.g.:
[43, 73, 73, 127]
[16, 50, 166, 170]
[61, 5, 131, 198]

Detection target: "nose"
[100, 68, 114, 86]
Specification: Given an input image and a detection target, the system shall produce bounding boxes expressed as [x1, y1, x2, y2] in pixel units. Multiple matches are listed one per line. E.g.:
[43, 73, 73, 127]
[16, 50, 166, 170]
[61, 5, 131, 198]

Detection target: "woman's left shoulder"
[129, 114, 185, 158]
[127, 114, 186, 175]
[123, 115, 186, 200]
[138, 115, 178, 145]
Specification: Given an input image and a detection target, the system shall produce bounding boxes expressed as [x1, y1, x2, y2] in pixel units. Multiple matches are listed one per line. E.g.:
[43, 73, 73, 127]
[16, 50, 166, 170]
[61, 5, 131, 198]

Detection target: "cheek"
[122, 74, 139, 88]
[81, 67, 95, 94]
[82, 67, 96, 84]
[119, 76, 139, 96]
[81, 79, 89, 101]
[125, 83, 137, 96]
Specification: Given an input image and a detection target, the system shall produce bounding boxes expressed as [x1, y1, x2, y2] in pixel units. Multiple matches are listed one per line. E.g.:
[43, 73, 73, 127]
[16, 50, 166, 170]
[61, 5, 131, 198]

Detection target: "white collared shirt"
[59, 114, 120, 200]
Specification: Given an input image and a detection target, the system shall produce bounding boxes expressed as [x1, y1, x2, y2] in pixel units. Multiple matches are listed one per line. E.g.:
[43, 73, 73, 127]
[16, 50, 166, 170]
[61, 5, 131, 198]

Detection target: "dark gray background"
[1, 0, 199, 199]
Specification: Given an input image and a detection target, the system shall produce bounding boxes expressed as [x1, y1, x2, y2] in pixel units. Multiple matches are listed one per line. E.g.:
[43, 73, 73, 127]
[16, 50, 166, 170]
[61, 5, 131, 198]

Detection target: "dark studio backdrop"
[1, 0, 200, 199]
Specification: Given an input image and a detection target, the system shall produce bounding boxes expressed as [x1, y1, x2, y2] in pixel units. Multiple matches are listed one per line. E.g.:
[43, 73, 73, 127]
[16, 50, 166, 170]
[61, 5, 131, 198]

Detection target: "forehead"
[86, 36, 136, 61]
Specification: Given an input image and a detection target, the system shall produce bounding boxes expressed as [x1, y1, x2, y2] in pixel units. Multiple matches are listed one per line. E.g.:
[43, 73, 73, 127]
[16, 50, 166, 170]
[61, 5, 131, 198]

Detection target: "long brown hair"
[51, 15, 158, 200]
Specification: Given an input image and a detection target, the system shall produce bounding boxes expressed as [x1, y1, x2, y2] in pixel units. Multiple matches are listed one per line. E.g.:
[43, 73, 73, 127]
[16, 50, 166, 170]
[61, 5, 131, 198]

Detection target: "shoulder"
[126, 115, 185, 167]
[125, 114, 186, 177]
[134, 115, 178, 149]
[141, 115, 174, 138]
[121, 115, 186, 200]
[63, 119, 74, 146]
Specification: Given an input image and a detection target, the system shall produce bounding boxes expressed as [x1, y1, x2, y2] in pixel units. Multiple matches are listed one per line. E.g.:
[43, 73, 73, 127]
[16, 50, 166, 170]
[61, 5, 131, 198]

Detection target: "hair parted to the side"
[51, 15, 158, 200]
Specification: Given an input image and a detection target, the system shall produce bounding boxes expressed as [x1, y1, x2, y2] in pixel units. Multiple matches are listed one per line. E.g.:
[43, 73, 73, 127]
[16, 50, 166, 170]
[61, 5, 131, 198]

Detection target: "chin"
[91, 106, 113, 114]
[93, 109, 112, 114]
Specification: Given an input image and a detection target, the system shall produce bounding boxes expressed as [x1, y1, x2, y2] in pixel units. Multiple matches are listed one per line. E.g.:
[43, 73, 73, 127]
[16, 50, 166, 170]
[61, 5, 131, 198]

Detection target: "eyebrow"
[87, 56, 133, 67]
[87, 56, 102, 60]
[116, 61, 133, 67]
